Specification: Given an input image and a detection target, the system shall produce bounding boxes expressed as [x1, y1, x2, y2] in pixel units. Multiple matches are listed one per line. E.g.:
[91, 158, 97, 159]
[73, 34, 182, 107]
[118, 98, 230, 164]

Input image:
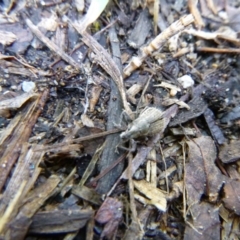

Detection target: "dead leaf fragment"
[0, 92, 38, 111]
[95, 197, 123, 239]
[184, 202, 220, 239]
[186, 136, 224, 204]
[133, 180, 167, 212]
[81, 114, 94, 127]
[219, 140, 240, 163]
[0, 30, 17, 45]
[223, 179, 240, 216]
[79, 0, 109, 32]
[162, 98, 190, 110]
[29, 208, 94, 234]
[154, 82, 181, 93]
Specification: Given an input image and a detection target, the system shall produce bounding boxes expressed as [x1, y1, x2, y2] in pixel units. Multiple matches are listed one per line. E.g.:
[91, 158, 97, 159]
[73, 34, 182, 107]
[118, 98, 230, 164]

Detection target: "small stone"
[177, 75, 194, 88]
[22, 81, 36, 92]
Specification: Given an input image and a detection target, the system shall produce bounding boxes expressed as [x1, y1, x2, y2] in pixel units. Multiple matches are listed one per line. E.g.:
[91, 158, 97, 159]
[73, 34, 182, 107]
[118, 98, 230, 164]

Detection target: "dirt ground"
[0, 0, 240, 239]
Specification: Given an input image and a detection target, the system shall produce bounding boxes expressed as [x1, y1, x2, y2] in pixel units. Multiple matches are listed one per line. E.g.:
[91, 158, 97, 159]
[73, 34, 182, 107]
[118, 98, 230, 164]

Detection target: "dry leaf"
[80, 0, 109, 32]
[0, 92, 38, 110]
[186, 136, 224, 204]
[184, 202, 220, 239]
[223, 179, 240, 216]
[219, 140, 240, 163]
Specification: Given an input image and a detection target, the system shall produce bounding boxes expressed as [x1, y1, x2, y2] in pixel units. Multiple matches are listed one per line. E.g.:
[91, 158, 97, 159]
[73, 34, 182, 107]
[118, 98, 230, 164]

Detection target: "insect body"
[120, 107, 166, 141]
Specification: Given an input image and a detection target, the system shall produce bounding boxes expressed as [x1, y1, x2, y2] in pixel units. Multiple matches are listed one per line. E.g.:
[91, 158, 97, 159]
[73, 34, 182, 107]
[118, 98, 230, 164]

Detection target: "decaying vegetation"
[0, 0, 240, 239]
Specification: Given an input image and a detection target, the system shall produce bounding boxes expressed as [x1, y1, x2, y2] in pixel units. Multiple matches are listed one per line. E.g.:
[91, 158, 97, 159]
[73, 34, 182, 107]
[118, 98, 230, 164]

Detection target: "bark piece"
[127, 9, 152, 49]
[0, 90, 48, 191]
[169, 97, 207, 127]
[133, 180, 167, 212]
[219, 140, 240, 163]
[29, 209, 94, 234]
[204, 108, 226, 145]
[0, 30, 17, 45]
[96, 26, 125, 194]
[6, 175, 61, 239]
[220, 106, 240, 124]
[72, 185, 102, 206]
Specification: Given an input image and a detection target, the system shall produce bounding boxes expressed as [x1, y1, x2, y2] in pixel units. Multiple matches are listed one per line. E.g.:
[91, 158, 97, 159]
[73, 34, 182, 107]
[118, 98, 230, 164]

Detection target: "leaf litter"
[0, 0, 240, 239]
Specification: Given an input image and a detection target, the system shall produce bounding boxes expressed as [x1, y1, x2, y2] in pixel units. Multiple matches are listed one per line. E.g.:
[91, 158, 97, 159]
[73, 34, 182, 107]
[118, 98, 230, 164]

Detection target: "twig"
[123, 14, 194, 78]
[181, 141, 187, 221]
[88, 153, 127, 187]
[159, 143, 169, 194]
[25, 18, 82, 70]
[188, 0, 205, 28]
[196, 47, 240, 53]
[34, 128, 124, 152]
[0, 180, 27, 233]
[66, 17, 134, 119]
[206, 0, 217, 15]
[127, 152, 138, 222]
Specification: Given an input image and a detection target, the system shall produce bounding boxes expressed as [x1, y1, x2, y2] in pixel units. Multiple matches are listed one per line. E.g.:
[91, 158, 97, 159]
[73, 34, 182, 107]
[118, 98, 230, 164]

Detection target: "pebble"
[22, 81, 36, 92]
[177, 75, 194, 88]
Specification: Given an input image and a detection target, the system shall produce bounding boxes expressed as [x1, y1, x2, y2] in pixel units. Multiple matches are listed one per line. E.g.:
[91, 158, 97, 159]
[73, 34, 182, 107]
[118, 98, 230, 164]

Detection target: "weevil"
[120, 107, 166, 141]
